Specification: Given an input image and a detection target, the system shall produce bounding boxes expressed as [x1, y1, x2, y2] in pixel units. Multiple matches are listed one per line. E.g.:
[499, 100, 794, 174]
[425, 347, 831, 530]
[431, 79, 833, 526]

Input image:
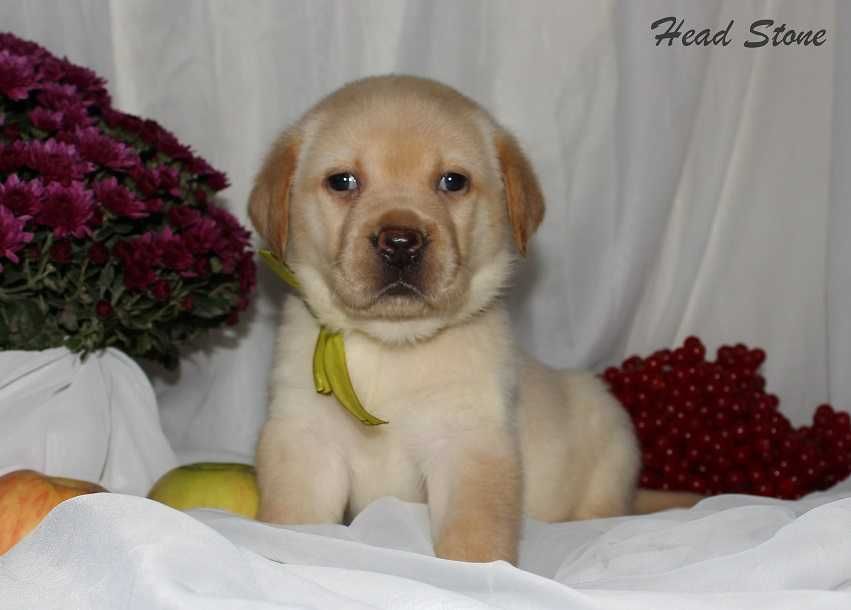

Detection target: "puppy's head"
[250, 75, 544, 343]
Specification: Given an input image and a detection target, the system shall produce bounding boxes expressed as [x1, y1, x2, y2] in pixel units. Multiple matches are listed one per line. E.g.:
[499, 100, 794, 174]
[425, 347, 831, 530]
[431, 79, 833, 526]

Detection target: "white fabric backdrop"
[0, 0, 846, 464]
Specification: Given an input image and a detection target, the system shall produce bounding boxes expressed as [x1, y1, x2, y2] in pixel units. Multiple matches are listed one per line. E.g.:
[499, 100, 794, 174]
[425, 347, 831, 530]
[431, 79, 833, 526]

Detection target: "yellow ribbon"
[258, 249, 388, 426]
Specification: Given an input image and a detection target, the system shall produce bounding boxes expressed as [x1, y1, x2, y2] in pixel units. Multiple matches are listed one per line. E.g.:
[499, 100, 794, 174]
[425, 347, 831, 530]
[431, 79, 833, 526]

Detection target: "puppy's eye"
[327, 172, 359, 192]
[437, 172, 468, 193]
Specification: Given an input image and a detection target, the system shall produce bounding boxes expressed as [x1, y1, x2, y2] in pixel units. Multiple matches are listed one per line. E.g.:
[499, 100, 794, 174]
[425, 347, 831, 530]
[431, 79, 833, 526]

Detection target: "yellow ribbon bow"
[258, 249, 388, 426]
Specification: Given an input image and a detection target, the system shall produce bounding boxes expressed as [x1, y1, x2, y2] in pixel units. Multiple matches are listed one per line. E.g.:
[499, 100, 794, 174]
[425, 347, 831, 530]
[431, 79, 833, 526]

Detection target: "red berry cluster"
[602, 337, 851, 499]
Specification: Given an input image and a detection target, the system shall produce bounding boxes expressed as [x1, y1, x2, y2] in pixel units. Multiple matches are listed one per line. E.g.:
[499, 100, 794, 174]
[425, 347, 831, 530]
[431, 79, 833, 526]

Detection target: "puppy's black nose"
[375, 227, 425, 269]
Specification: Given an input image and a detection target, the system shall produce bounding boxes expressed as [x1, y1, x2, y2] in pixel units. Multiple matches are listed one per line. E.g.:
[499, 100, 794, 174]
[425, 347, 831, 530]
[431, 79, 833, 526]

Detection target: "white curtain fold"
[0, 348, 177, 495]
[0, 0, 845, 459]
[828, 0, 850, 412]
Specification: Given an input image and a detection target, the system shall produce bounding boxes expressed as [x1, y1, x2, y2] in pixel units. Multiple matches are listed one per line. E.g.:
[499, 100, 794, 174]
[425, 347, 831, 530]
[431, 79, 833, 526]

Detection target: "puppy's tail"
[632, 489, 704, 515]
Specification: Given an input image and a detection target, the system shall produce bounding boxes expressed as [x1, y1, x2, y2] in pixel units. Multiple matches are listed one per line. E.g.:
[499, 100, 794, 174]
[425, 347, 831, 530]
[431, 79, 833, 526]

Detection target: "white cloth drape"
[0, 349, 177, 495]
[2, 488, 851, 609]
[2, 0, 844, 458]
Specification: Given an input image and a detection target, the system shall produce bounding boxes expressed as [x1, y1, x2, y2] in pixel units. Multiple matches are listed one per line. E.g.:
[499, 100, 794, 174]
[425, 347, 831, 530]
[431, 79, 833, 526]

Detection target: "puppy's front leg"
[428, 440, 523, 564]
[255, 417, 349, 524]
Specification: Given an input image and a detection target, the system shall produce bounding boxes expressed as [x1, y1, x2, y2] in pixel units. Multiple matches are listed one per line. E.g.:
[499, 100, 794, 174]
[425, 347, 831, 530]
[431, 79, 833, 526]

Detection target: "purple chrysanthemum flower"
[145, 197, 163, 213]
[0, 204, 33, 271]
[186, 155, 230, 191]
[36, 54, 64, 83]
[156, 227, 194, 275]
[120, 250, 157, 291]
[114, 235, 158, 291]
[60, 103, 95, 129]
[205, 169, 229, 191]
[0, 174, 44, 217]
[28, 107, 64, 132]
[209, 205, 251, 243]
[37, 181, 95, 238]
[0, 141, 27, 175]
[167, 205, 202, 229]
[102, 108, 144, 134]
[24, 139, 94, 183]
[182, 217, 221, 254]
[93, 177, 148, 218]
[58, 61, 110, 106]
[74, 126, 139, 169]
[128, 164, 160, 196]
[0, 49, 37, 100]
[208, 206, 250, 273]
[0, 34, 45, 59]
[154, 165, 182, 197]
[37, 82, 83, 111]
[139, 120, 193, 161]
[131, 231, 162, 264]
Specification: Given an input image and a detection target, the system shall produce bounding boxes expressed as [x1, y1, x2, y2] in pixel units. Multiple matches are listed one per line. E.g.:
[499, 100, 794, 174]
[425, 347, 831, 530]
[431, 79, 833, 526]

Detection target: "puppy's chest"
[342, 328, 510, 428]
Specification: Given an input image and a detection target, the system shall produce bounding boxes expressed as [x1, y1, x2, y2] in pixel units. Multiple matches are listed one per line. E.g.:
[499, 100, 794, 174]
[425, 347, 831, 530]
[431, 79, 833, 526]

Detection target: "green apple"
[147, 463, 259, 518]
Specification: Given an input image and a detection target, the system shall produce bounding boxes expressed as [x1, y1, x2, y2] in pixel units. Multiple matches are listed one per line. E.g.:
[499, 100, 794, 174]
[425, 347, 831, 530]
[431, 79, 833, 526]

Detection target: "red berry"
[684, 336, 706, 361]
[754, 438, 773, 461]
[760, 394, 780, 410]
[650, 377, 667, 394]
[623, 356, 643, 371]
[731, 426, 749, 446]
[728, 401, 745, 419]
[685, 446, 701, 463]
[689, 477, 707, 494]
[603, 367, 620, 384]
[639, 472, 656, 488]
[726, 469, 747, 492]
[634, 418, 652, 440]
[653, 349, 672, 364]
[714, 454, 732, 473]
[707, 472, 723, 491]
[815, 404, 834, 427]
[754, 481, 776, 497]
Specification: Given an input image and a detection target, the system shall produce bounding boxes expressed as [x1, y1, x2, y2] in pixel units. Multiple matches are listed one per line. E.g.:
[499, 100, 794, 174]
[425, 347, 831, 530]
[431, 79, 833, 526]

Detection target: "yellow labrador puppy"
[250, 76, 682, 564]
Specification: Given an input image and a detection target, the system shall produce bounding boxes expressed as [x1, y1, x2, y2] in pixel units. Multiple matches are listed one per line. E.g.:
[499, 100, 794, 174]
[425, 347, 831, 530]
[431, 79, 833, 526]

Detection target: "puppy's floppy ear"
[495, 130, 545, 256]
[249, 129, 301, 257]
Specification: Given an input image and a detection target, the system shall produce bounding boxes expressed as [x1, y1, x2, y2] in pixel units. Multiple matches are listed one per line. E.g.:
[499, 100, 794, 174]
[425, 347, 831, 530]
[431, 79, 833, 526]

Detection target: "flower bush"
[0, 33, 256, 368]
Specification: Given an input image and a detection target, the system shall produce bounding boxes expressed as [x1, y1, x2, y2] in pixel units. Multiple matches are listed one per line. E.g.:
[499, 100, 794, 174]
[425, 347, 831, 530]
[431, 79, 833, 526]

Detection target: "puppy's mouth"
[332, 267, 440, 320]
[376, 279, 426, 299]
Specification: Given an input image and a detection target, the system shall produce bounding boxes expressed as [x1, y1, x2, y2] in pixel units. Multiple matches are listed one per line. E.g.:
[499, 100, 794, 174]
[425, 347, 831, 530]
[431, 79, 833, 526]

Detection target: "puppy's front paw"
[435, 518, 518, 564]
